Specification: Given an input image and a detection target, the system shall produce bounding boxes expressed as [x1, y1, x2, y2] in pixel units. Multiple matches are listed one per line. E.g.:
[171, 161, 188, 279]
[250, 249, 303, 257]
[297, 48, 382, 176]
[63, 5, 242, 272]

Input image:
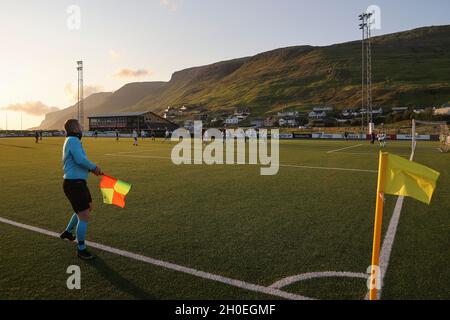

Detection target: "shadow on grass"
[0, 143, 34, 149]
[87, 256, 155, 300]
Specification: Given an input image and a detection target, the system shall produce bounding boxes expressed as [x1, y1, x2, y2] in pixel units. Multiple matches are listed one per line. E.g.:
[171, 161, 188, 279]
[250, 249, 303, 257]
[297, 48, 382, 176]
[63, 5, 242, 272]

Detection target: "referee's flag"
[100, 175, 132, 208]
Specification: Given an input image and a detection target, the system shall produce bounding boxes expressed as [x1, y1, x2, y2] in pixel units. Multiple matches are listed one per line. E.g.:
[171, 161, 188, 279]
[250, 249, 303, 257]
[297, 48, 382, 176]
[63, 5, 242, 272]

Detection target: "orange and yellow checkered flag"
[100, 175, 132, 208]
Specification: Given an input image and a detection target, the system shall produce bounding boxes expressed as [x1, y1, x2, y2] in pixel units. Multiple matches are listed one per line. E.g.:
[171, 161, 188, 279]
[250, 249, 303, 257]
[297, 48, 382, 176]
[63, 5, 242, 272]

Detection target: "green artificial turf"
[0, 137, 448, 299]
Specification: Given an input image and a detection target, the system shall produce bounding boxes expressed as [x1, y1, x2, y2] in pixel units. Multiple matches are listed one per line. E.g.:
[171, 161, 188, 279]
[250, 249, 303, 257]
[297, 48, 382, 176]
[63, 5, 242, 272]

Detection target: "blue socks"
[65, 213, 88, 251]
[65, 213, 79, 233]
[76, 220, 88, 250]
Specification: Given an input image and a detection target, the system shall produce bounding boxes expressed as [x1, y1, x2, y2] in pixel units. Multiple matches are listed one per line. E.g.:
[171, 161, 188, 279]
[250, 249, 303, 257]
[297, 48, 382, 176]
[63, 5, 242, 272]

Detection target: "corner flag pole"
[369, 152, 388, 300]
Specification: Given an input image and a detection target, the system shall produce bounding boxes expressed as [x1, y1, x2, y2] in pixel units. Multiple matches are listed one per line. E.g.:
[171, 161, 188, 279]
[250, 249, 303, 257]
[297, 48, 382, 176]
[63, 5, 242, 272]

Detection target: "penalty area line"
[0, 216, 310, 300]
[280, 164, 376, 173]
[327, 144, 364, 154]
[105, 153, 377, 173]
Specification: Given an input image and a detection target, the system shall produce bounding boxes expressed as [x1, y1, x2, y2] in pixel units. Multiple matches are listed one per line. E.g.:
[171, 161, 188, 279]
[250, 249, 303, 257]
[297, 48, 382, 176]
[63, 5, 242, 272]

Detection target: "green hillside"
[35, 92, 112, 130]
[36, 82, 166, 130]
[129, 25, 450, 116]
[37, 25, 450, 129]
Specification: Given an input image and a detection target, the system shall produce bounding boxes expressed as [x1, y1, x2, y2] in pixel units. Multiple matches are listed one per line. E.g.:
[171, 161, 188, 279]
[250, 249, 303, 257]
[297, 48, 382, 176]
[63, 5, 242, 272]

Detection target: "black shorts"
[63, 180, 92, 213]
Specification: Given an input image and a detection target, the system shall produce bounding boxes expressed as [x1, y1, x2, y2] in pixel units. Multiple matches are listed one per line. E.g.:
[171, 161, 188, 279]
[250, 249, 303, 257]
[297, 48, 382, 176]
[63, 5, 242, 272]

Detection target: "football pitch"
[0, 137, 448, 300]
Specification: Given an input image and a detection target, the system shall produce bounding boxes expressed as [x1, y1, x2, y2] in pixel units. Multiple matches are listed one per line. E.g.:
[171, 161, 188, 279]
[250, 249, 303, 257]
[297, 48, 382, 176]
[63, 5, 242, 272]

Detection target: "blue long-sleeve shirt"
[63, 136, 96, 180]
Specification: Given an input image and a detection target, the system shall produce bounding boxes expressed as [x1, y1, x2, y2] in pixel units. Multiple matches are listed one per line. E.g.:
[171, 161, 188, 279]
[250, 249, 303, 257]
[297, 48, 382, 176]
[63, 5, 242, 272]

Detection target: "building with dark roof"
[88, 111, 178, 132]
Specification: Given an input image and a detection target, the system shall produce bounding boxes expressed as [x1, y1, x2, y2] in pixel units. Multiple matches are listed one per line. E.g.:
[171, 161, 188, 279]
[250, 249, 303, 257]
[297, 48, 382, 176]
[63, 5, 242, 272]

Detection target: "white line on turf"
[267, 144, 417, 299]
[280, 164, 376, 173]
[328, 151, 410, 156]
[105, 154, 171, 160]
[327, 144, 364, 154]
[104, 153, 377, 173]
[269, 271, 368, 289]
[0, 216, 310, 300]
[107, 150, 154, 155]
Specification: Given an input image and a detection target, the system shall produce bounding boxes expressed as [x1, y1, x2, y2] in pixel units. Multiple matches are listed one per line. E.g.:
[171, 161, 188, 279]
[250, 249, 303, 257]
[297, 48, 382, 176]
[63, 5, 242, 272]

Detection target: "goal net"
[412, 120, 450, 153]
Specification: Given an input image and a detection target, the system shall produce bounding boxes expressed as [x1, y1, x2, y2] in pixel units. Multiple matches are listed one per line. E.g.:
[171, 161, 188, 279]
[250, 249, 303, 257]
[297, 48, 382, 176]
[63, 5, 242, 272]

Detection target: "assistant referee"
[60, 119, 102, 260]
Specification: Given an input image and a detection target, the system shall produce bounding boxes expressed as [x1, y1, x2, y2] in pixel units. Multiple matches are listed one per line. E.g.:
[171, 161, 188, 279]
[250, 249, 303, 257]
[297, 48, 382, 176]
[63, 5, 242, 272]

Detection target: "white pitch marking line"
[103, 150, 155, 156]
[327, 144, 364, 154]
[280, 164, 376, 173]
[329, 152, 411, 157]
[269, 271, 369, 289]
[105, 154, 377, 173]
[0, 216, 310, 301]
[104, 154, 171, 160]
[108, 150, 149, 154]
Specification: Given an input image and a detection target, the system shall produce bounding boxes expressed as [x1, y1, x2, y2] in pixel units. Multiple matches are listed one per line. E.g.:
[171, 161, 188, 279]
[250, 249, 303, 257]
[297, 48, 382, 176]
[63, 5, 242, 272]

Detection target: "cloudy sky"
[1, 0, 449, 129]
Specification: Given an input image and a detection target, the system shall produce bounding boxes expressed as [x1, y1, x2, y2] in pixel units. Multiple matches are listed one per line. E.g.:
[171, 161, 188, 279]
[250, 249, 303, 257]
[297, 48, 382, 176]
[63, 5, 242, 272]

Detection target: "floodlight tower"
[359, 13, 367, 133]
[366, 13, 374, 132]
[77, 61, 84, 129]
[359, 12, 374, 134]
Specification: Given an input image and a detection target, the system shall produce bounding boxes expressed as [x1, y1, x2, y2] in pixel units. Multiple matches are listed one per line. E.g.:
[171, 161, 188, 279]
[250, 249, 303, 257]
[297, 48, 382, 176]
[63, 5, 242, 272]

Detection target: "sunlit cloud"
[109, 49, 121, 61]
[114, 68, 153, 78]
[2, 101, 59, 116]
[160, 0, 178, 12]
[65, 83, 104, 102]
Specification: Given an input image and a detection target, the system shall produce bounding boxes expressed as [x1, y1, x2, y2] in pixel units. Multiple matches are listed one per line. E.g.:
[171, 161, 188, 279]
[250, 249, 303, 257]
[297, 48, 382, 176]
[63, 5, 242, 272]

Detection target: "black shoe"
[60, 231, 76, 242]
[77, 249, 95, 260]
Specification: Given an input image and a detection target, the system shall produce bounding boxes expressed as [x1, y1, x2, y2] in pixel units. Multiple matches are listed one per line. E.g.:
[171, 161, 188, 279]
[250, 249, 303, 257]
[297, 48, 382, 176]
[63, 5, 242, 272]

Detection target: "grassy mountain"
[36, 82, 166, 129]
[35, 92, 112, 130]
[37, 25, 450, 129]
[131, 25, 450, 116]
[92, 82, 167, 114]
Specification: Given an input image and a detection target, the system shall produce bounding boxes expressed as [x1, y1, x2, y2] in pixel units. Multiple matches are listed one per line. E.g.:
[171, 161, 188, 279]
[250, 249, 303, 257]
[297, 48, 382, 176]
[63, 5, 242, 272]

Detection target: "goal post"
[412, 119, 449, 153]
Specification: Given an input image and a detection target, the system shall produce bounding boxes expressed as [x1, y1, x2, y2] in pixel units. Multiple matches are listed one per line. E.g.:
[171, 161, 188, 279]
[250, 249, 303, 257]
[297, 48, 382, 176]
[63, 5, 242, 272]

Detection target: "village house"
[225, 117, 239, 125]
[308, 111, 327, 119]
[264, 117, 275, 127]
[250, 119, 264, 128]
[277, 110, 299, 118]
[313, 106, 334, 112]
[434, 107, 450, 115]
[234, 108, 250, 118]
[279, 117, 299, 127]
[391, 107, 409, 114]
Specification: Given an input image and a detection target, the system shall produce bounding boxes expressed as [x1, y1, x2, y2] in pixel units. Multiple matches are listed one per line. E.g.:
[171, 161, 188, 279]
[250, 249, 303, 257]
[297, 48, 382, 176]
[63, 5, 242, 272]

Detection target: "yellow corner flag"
[383, 153, 440, 205]
[369, 152, 440, 300]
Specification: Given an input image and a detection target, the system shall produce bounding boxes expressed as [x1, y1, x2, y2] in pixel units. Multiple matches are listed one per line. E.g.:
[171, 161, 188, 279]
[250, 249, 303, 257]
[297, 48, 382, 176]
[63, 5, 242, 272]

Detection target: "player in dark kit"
[35, 131, 39, 143]
[151, 129, 156, 141]
[371, 131, 377, 144]
[60, 119, 103, 260]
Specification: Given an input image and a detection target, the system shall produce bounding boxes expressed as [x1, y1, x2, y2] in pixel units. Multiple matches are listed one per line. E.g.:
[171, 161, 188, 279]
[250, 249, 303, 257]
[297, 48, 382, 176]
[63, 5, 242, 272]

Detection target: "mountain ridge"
[36, 25, 450, 129]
